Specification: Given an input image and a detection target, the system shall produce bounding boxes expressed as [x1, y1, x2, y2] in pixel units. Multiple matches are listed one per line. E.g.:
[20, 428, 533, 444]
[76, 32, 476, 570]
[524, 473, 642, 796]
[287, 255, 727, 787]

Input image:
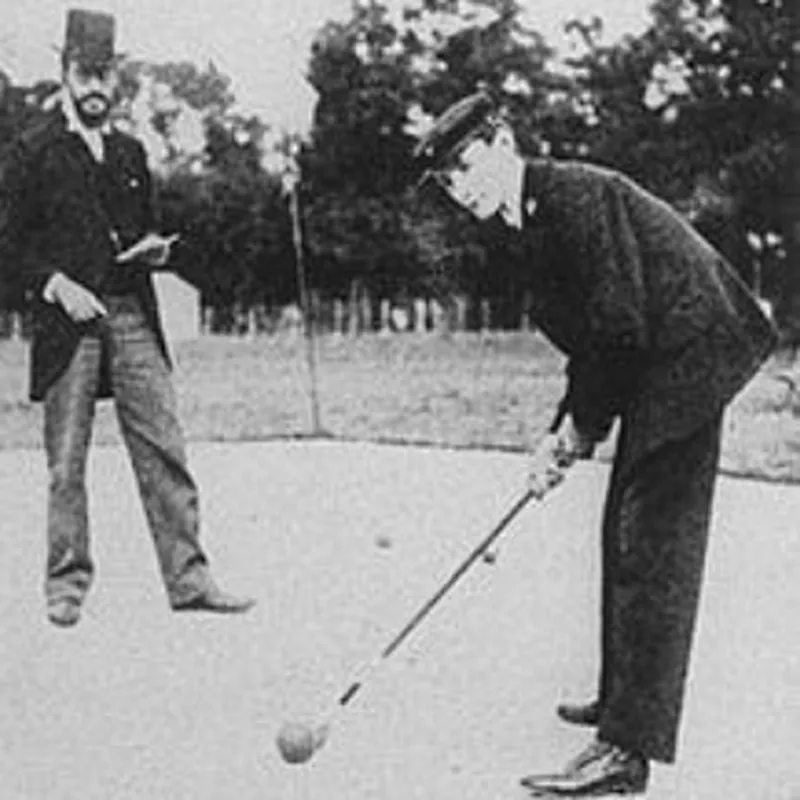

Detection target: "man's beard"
[74, 93, 111, 129]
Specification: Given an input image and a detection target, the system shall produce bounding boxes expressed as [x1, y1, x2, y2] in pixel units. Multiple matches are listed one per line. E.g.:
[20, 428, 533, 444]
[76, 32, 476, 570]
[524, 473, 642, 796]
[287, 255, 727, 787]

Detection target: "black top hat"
[61, 9, 119, 68]
[412, 90, 497, 187]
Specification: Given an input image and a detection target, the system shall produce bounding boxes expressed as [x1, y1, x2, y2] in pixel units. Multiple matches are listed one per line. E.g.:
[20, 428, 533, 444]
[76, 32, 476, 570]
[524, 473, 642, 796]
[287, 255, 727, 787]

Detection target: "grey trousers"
[43, 294, 211, 607]
[597, 413, 723, 763]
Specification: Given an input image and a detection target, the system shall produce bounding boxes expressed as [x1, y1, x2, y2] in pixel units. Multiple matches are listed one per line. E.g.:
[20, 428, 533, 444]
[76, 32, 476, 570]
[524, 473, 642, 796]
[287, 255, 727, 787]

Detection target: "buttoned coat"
[0, 110, 197, 401]
[518, 158, 777, 469]
[509, 158, 780, 763]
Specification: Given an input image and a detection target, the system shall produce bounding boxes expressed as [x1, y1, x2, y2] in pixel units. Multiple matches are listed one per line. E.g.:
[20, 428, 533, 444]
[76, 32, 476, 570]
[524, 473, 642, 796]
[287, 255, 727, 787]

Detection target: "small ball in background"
[375, 534, 393, 549]
[482, 549, 497, 564]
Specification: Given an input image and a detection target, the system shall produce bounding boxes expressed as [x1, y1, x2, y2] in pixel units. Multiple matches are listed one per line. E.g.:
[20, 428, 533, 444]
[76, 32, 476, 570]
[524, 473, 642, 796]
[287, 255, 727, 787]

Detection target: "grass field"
[1, 331, 797, 482]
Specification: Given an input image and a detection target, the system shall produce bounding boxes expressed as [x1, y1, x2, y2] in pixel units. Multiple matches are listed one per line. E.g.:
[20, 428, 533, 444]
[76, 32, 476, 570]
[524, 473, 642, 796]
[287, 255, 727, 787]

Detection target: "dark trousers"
[43, 294, 211, 607]
[596, 413, 723, 763]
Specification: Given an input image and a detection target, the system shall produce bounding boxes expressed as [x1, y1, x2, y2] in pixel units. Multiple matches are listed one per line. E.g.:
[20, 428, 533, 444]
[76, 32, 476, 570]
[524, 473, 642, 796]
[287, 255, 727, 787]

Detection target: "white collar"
[499, 157, 528, 230]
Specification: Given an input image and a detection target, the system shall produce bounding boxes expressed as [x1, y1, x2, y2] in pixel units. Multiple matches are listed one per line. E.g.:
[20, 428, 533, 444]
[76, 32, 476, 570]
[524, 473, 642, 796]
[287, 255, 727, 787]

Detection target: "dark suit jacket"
[520, 158, 777, 467]
[0, 110, 200, 401]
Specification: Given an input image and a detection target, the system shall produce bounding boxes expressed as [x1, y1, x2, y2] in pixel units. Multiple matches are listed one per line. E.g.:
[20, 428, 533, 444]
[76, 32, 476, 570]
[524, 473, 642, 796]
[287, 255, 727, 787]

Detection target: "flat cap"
[412, 90, 496, 187]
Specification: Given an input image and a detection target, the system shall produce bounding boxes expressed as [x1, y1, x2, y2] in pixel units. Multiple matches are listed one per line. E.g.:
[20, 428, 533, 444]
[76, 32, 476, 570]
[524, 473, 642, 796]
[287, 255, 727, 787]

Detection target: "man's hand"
[115, 232, 179, 268]
[558, 415, 596, 461]
[527, 433, 568, 499]
[44, 273, 107, 322]
[526, 416, 595, 499]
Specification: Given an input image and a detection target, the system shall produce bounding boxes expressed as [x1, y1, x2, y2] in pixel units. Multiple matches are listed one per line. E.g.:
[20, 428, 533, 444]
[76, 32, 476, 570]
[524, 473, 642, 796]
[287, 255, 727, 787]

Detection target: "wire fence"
[0, 290, 540, 341]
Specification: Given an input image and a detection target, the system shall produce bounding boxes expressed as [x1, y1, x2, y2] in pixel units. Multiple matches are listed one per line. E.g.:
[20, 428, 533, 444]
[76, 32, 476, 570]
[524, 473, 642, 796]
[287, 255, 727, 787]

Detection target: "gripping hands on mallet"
[527, 415, 595, 499]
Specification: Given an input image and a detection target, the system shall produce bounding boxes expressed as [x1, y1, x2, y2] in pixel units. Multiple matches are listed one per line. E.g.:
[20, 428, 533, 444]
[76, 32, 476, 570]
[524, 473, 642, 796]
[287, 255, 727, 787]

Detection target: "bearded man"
[0, 9, 255, 626]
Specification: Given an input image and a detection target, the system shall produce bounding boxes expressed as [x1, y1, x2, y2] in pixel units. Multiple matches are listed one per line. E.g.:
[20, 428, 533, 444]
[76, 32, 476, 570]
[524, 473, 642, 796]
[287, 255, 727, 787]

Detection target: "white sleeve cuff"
[42, 273, 62, 303]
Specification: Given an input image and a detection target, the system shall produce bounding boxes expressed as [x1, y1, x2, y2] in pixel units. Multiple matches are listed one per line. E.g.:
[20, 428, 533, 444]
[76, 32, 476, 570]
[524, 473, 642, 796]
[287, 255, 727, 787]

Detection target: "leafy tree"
[154, 120, 296, 321]
[117, 58, 297, 321]
[119, 59, 235, 116]
[302, 0, 560, 318]
[302, 2, 425, 304]
[563, 0, 797, 342]
[0, 74, 61, 308]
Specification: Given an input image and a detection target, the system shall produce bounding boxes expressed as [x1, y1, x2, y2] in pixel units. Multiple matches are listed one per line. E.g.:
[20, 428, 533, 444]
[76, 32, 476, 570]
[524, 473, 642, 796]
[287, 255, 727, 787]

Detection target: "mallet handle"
[334, 490, 534, 710]
[339, 680, 362, 706]
[380, 489, 535, 661]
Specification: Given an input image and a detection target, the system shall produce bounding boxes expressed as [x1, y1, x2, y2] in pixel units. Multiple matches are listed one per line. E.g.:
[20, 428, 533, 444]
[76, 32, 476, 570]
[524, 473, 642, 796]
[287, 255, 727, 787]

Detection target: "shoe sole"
[556, 709, 600, 727]
[47, 608, 81, 627]
[524, 776, 647, 797]
[172, 600, 256, 613]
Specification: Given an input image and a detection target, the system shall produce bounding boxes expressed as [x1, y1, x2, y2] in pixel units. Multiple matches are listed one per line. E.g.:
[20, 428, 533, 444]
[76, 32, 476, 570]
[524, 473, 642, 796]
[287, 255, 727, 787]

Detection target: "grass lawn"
[0, 331, 797, 482]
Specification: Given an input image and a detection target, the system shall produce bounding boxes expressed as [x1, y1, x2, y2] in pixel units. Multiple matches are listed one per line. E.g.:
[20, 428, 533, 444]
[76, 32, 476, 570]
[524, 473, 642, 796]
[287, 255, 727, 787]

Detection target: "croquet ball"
[375, 535, 392, 549]
[276, 721, 317, 765]
[482, 549, 497, 564]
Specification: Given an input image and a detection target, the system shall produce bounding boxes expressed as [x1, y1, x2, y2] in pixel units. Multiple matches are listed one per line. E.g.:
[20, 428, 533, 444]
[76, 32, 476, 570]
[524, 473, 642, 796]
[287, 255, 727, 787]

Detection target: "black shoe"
[520, 739, 649, 796]
[47, 598, 81, 627]
[556, 699, 600, 727]
[172, 586, 256, 614]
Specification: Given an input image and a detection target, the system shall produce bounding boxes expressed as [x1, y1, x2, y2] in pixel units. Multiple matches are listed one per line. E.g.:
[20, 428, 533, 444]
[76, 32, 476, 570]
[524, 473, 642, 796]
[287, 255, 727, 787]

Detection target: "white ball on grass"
[276, 720, 330, 765]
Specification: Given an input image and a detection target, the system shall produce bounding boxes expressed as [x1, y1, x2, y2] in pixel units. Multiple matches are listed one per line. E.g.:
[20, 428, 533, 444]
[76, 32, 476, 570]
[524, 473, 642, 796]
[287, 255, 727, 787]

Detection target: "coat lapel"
[48, 119, 109, 217]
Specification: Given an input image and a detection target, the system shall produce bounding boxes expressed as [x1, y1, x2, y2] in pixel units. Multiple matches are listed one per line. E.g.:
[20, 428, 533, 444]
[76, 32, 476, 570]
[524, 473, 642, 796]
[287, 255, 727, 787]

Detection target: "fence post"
[413, 298, 427, 333]
[11, 311, 22, 340]
[379, 299, 392, 337]
[348, 280, 360, 336]
[449, 295, 467, 332]
[332, 297, 343, 337]
[359, 287, 373, 334]
[480, 298, 491, 335]
[520, 290, 532, 331]
[246, 306, 258, 339]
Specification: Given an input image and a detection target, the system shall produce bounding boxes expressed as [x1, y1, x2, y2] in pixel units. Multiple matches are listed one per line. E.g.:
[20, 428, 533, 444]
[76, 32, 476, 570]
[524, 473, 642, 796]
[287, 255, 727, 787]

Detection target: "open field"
[1, 441, 798, 800]
[1, 331, 798, 482]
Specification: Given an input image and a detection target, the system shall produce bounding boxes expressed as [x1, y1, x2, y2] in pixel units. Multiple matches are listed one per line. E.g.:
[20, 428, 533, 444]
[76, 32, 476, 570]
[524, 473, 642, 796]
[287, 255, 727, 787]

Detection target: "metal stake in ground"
[275, 488, 537, 765]
[285, 147, 323, 436]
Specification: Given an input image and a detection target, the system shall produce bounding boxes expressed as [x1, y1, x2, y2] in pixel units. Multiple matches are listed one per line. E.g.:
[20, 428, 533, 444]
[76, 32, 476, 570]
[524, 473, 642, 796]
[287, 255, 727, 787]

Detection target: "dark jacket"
[520, 158, 777, 467]
[0, 110, 200, 401]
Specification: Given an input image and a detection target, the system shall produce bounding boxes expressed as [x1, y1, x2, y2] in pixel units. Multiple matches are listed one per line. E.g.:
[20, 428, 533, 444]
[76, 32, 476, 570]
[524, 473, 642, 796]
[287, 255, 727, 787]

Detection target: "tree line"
[1, 0, 797, 345]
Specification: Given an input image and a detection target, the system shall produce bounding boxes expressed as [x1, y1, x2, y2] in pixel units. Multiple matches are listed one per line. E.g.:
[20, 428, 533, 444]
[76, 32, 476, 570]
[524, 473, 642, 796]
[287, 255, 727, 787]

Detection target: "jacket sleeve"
[0, 136, 57, 298]
[124, 142, 204, 289]
[558, 173, 649, 441]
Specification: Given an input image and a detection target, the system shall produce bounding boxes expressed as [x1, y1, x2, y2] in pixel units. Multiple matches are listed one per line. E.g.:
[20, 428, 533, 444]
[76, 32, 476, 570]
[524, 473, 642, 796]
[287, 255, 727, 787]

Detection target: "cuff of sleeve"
[562, 376, 618, 443]
[41, 273, 62, 303]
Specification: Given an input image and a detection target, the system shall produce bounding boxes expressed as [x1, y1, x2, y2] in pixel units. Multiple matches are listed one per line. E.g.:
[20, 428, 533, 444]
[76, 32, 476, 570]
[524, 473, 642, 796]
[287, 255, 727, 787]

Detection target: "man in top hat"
[413, 91, 777, 795]
[0, 9, 255, 626]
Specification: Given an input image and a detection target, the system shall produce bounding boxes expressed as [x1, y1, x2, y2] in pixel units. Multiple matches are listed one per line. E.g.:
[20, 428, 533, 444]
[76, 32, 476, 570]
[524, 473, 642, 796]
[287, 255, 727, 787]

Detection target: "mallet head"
[276, 720, 330, 765]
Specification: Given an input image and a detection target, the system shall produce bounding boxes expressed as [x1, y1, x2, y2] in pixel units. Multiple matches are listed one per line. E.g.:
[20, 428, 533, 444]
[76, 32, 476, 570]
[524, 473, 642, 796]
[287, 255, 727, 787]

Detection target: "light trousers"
[43, 294, 211, 607]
